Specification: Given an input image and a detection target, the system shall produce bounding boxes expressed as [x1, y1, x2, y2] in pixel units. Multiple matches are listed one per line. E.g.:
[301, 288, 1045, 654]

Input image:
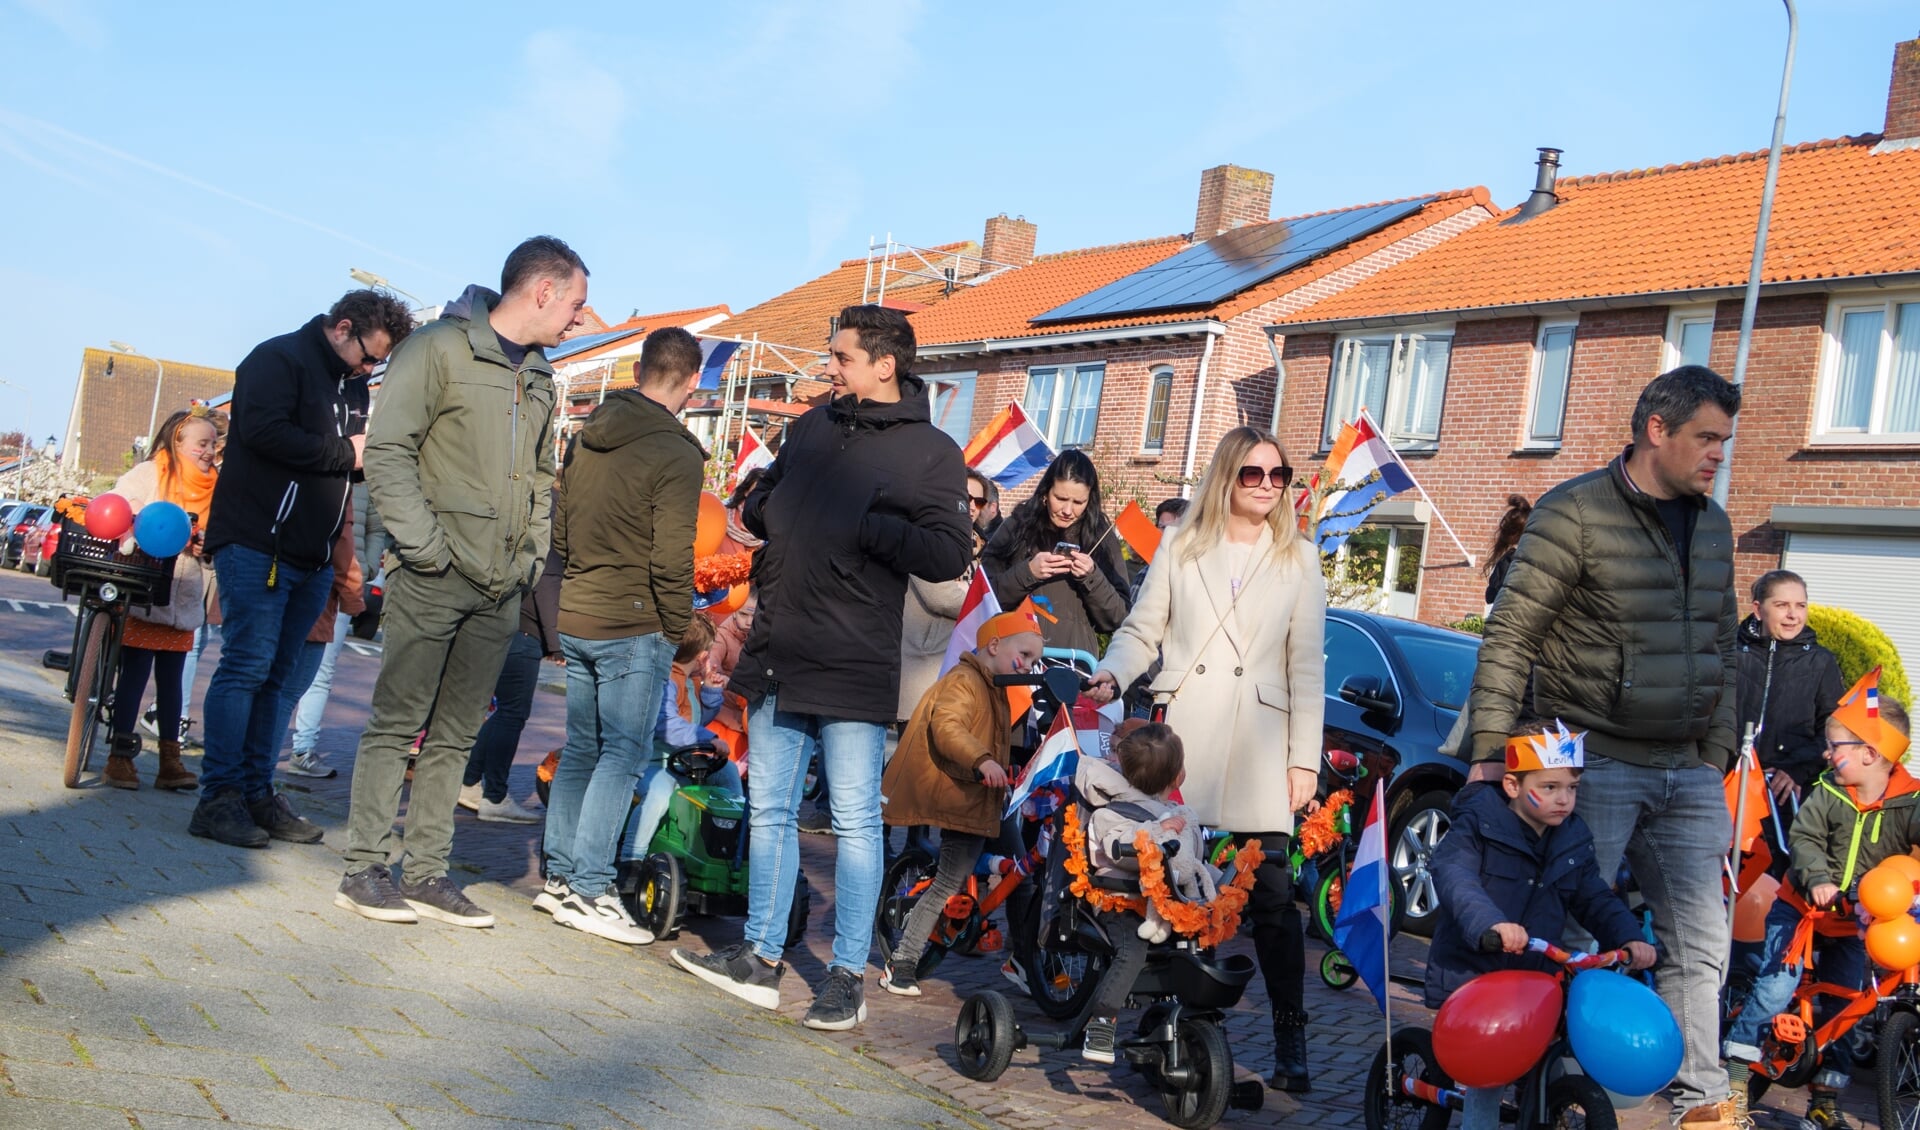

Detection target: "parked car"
[1321, 607, 1480, 937]
[20, 511, 60, 576]
[2, 504, 50, 570]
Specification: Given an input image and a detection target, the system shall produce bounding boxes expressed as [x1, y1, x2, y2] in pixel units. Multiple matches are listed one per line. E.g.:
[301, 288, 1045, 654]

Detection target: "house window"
[1814, 296, 1920, 443]
[1663, 306, 1716, 372]
[1323, 331, 1453, 448]
[1024, 362, 1106, 448]
[1525, 322, 1577, 448]
[927, 371, 977, 446]
[1142, 367, 1173, 452]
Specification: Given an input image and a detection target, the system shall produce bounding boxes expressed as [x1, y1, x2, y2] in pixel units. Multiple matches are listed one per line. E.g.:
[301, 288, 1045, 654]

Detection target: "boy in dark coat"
[1428, 721, 1657, 1130]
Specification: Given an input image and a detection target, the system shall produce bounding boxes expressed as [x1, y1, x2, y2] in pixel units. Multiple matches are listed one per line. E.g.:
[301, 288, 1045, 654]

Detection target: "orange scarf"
[154, 449, 217, 527]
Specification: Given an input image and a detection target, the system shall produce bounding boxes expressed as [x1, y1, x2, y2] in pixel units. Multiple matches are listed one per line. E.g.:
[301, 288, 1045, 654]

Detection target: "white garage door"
[1782, 533, 1920, 673]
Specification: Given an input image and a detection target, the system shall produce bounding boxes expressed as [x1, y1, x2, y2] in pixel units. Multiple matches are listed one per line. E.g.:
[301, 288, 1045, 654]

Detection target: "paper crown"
[976, 610, 1042, 648]
[1505, 720, 1587, 773]
[1833, 667, 1910, 762]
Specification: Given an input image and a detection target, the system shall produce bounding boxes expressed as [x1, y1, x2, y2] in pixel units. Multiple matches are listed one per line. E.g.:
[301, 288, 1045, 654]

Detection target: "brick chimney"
[981, 213, 1037, 267]
[1193, 164, 1274, 239]
[1887, 36, 1920, 143]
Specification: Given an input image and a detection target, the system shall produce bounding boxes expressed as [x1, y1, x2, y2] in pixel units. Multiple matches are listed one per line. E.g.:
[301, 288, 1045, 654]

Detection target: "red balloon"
[1433, 970, 1565, 1088]
[84, 493, 134, 541]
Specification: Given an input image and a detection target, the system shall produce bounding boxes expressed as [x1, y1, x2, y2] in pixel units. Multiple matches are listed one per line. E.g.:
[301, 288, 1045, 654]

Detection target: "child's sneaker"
[1001, 955, 1029, 995]
[1801, 1091, 1851, 1130]
[672, 943, 784, 1010]
[879, 960, 920, 997]
[1083, 1016, 1117, 1064]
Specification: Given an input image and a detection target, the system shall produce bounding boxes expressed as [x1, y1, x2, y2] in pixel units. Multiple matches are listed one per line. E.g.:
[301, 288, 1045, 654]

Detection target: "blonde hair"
[1172, 426, 1307, 569]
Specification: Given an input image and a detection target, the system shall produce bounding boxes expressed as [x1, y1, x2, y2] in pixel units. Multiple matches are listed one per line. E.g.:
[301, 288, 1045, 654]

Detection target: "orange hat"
[1833, 667, 1909, 762]
[976, 610, 1042, 648]
[1505, 720, 1586, 773]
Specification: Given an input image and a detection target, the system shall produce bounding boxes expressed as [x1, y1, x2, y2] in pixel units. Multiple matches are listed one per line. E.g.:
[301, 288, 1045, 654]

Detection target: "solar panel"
[1032, 197, 1434, 325]
[546, 326, 646, 362]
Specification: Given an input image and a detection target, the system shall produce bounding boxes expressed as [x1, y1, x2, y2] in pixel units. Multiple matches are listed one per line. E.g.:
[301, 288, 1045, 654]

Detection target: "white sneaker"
[478, 795, 542, 824]
[553, 891, 654, 945]
[1001, 955, 1030, 996]
[286, 750, 338, 779]
[139, 710, 160, 739]
[533, 877, 569, 915]
[457, 783, 483, 812]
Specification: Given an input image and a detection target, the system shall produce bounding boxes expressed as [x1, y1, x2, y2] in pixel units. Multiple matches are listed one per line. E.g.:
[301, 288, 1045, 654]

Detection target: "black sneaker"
[671, 942, 783, 1010]
[248, 792, 324, 844]
[879, 959, 920, 997]
[798, 807, 834, 835]
[395, 874, 495, 929]
[1083, 1015, 1118, 1065]
[334, 865, 418, 923]
[189, 788, 270, 848]
[803, 967, 867, 1031]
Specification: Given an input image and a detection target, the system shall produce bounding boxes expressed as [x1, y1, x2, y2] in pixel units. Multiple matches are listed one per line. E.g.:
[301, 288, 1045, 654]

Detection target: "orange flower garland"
[1061, 804, 1148, 916]
[1135, 832, 1266, 949]
[694, 551, 753, 593]
[54, 495, 89, 522]
[1293, 789, 1351, 860]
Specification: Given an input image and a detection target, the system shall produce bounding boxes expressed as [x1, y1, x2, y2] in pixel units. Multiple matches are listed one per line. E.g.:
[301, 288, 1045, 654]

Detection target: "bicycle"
[41, 507, 176, 789]
[1288, 747, 1402, 990]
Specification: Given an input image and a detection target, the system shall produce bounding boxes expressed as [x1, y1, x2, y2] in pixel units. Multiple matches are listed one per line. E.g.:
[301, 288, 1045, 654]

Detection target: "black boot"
[1270, 1008, 1311, 1092]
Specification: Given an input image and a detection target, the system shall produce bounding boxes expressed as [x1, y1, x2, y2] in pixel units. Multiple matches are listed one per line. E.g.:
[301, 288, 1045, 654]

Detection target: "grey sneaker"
[285, 749, 337, 779]
[478, 795, 542, 824]
[533, 876, 569, 915]
[395, 874, 495, 928]
[1083, 1016, 1117, 1064]
[671, 942, 784, 1010]
[457, 782, 483, 812]
[334, 865, 418, 923]
[803, 967, 867, 1031]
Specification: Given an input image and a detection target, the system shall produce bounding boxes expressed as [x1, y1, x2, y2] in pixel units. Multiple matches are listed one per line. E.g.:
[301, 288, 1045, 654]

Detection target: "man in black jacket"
[673, 305, 971, 1031]
[191, 289, 412, 848]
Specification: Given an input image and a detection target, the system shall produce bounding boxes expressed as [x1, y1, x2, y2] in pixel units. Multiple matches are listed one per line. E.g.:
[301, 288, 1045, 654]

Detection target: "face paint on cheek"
[1527, 789, 1545, 809]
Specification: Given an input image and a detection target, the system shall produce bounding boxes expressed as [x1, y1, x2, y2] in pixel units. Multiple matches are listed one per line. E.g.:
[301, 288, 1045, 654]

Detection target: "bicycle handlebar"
[1478, 932, 1631, 971]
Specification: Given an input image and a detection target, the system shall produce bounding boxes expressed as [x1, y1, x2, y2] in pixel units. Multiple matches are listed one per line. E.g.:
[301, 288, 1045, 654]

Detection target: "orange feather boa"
[1060, 804, 1264, 948]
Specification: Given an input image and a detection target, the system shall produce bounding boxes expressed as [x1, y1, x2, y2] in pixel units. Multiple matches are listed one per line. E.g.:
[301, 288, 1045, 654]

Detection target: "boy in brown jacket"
[878, 610, 1043, 996]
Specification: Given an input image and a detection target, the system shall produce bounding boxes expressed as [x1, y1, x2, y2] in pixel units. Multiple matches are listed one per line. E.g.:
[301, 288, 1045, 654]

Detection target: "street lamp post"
[348, 268, 425, 309]
[109, 341, 166, 456]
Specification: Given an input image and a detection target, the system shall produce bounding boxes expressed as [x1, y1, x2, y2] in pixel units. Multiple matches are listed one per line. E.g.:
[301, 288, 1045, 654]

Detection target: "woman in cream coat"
[1087, 425, 1326, 1094]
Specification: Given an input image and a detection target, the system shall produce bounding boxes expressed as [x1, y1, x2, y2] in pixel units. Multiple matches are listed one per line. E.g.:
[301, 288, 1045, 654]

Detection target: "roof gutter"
[1263, 271, 1920, 336]
[917, 319, 1227, 358]
[1179, 325, 1229, 497]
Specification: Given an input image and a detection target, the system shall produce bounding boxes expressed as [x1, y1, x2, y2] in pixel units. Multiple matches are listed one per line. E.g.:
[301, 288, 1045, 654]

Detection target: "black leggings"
[112, 646, 185, 745]
[1237, 830, 1303, 1014]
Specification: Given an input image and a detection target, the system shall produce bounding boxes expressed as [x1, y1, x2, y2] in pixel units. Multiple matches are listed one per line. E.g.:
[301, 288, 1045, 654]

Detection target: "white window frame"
[1024, 362, 1106, 449]
[1141, 366, 1174, 453]
[1521, 320, 1578, 450]
[1663, 305, 1717, 372]
[1811, 290, 1920, 446]
[925, 370, 978, 447]
[1322, 326, 1454, 450]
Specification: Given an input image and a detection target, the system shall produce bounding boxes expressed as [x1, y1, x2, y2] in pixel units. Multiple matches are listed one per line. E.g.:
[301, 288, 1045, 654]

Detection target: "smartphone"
[1053, 541, 1081, 556]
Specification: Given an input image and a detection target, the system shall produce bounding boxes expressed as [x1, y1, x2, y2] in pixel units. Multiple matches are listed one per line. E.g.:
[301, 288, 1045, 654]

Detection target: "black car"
[1322, 607, 1480, 937]
[1, 504, 50, 570]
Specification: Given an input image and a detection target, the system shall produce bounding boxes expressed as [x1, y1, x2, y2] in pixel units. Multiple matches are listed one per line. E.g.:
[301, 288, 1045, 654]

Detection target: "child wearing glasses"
[1724, 669, 1914, 1130]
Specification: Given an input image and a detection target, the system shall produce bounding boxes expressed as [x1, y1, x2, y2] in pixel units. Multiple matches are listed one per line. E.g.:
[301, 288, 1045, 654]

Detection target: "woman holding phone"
[977, 449, 1130, 660]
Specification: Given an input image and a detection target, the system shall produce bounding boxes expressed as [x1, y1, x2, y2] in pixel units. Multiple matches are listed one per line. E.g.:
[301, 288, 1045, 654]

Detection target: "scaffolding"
[861, 234, 1018, 307]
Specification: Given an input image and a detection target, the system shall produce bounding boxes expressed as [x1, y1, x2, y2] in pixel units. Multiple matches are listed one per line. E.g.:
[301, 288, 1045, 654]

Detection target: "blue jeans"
[1724, 895, 1866, 1085]
[200, 546, 331, 801]
[743, 694, 886, 971]
[465, 631, 544, 802]
[273, 639, 326, 773]
[620, 752, 743, 862]
[289, 612, 348, 754]
[545, 633, 675, 899]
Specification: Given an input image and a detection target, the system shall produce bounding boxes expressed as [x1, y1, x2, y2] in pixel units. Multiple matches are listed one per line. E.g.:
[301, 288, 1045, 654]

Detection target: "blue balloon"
[1566, 969, 1683, 1099]
[133, 501, 193, 558]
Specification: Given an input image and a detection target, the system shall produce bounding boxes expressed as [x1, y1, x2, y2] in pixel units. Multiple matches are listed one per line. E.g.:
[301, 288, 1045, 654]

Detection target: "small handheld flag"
[1113, 499, 1162, 565]
[1833, 667, 1908, 762]
[1331, 786, 1392, 1012]
[730, 425, 774, 489]
[1316, 412, 1416, 553]
[963, 402, 1055, 489]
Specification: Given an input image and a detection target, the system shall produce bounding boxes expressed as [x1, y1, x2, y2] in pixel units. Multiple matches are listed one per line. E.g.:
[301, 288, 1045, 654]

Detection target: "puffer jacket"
[1469, 449, 1739, 770]
[881, 651, 1010, 838]
[1736, 616, 1846, 790]
[1425, 784, 1644, 1007]
[1788, 765, 1920, 895]
[364, 285, 556, 600]
[729, 374, 972, 722]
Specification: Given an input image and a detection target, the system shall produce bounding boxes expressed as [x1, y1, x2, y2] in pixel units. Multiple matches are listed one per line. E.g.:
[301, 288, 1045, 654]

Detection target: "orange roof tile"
[1274, 135, 1920, 325]
[912, 191, 1490, 346]
[716, 242, 976, 357]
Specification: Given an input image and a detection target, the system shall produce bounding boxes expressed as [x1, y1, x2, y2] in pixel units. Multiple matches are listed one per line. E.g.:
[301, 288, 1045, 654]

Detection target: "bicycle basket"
[50, 516, 175, 607]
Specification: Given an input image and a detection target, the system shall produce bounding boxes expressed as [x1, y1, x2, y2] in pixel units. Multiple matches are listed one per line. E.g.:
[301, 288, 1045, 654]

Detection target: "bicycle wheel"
[63, 609, 110, 788]
[1544, 1074, 1617, 1130]
[1877, 1008, 1920, 1130]
[1363, 1026, 1453, 1130]
[874, 848, 937, 965]
[1027, 936, 1108, 1020]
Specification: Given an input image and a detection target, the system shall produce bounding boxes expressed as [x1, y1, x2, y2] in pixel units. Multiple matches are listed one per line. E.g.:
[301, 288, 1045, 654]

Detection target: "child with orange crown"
[1725, 669, 1914, 1130]
[1427, 719, 1657, 1130]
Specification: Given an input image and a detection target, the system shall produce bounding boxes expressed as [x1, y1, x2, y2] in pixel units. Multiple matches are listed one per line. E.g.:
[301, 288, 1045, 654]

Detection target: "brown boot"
[104, 733, 141, 790]
[154, 740, 197, 791]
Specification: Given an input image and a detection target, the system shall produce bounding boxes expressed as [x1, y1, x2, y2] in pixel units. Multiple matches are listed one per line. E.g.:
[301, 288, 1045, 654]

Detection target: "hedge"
[1806, 604, 1911, 708]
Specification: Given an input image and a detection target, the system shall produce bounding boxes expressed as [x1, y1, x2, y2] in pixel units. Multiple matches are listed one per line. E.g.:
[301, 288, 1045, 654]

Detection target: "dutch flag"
[963, 402, 1055, 490]
[696, 338, 743, 390]
[1331, 786, 1392, 1012]
[1316, 410, 1417, 553]
[1005, 709, 1079, 819]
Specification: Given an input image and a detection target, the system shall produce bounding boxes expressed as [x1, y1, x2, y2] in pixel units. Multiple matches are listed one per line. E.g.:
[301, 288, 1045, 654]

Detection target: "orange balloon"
[704, 583, 748, 620]
[1861, 865, 1917, 921]
[1866, 916, 1920, 971]
[1884, 855, 1920, 884]
[695, 493, 726, 558]
[1733, 872, 1780, 943]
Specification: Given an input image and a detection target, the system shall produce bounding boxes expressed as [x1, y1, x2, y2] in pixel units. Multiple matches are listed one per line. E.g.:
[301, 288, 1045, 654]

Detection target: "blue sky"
[1, 1, 1914, 448]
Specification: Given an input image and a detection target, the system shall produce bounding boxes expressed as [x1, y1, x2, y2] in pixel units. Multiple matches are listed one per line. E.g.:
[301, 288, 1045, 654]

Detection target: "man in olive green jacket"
[1466, 366, 1742, 1130]
[336, 237, 583, 931]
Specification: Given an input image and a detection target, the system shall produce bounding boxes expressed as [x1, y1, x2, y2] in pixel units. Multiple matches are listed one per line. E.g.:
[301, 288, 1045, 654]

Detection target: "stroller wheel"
[954, 991, 1018, 1082]
[1158, 1016, 1231, 1130]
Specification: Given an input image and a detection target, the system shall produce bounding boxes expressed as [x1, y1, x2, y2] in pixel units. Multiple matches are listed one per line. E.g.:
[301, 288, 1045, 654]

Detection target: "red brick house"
[61, 347, 235, 475]
[1267, 37, 1920, 663]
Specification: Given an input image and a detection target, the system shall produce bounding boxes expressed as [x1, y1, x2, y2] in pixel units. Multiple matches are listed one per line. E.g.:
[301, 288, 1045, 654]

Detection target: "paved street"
[0, 566, 1883, 1129]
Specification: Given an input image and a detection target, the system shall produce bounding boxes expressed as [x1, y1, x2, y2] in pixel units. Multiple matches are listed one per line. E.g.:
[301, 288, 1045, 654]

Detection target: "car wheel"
[1389, 790, 1452, 938]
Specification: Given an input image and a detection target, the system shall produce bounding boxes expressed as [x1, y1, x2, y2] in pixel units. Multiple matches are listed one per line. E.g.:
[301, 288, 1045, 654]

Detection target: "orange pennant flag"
[1114, 499, 1162, 565]
[1724, 750, 1769, 856]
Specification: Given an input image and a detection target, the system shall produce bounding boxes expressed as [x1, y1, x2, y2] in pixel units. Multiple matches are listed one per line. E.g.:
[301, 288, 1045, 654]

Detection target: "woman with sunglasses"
[978, 449, 1130, 661]
[1085, 425, 1327, 1094]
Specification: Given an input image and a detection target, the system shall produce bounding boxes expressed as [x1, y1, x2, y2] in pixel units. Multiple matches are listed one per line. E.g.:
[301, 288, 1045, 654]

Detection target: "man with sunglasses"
[193, 289, 414, 849]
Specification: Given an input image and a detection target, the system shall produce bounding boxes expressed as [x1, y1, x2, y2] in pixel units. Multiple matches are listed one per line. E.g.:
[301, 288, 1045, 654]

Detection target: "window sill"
[1512, 443, 1562, 457]
[1131, 452, 1163, 464]
[1800, 439, 1920, 453]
